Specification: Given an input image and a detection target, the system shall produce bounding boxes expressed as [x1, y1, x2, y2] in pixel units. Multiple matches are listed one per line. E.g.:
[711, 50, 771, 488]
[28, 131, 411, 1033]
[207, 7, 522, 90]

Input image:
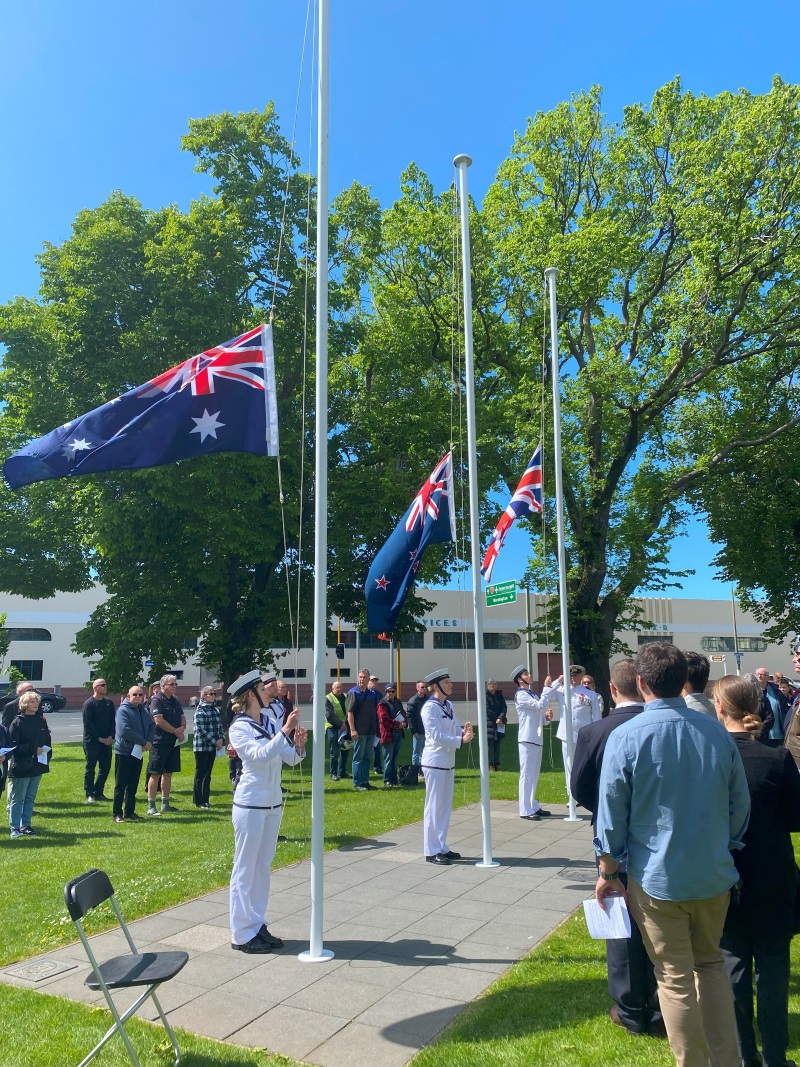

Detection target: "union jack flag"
[480, 444, 543, 582]
[138, 326, 267, 397]
[406, 453, 451, 532]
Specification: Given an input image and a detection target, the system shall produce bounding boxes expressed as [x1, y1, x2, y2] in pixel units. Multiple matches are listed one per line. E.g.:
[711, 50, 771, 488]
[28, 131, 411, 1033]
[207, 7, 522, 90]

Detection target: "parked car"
[0, 686, 66, 715]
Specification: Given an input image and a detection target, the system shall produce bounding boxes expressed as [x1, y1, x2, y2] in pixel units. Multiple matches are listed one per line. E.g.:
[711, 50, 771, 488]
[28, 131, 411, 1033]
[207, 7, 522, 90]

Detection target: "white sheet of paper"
[583, 896, 631, 939]
[215, 747, 226, 759]
[37, 745, 51, 766]
[0, 746, 15, 758]
[393, 712, 405, 723]
[130, 744, 144, 760]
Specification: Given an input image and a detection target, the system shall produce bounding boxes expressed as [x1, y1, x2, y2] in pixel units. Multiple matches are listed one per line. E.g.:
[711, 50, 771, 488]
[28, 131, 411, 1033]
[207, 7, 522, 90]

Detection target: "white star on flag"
[190, 409, 225, 443]
[63, 437, 93, 460]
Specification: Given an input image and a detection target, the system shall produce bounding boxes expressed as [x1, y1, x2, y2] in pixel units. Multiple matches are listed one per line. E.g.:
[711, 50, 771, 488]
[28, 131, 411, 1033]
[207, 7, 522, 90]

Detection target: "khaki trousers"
[627, 879, 739, 1067]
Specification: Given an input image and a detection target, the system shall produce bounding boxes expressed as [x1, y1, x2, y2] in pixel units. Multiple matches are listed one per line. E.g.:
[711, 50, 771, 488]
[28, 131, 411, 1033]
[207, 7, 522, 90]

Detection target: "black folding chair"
[64, 868, 189, 1067]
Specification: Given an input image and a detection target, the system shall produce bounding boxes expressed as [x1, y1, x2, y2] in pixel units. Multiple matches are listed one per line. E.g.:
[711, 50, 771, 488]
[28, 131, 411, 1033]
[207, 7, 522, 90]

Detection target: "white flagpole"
[454, 153, 499, 869]
[543, 267, 579, 822]
[300, 0, 334, 962]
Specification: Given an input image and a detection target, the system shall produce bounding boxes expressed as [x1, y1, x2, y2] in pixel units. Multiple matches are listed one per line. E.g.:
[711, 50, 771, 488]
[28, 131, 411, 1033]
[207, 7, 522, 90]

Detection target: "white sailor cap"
[260, 671, 278, 685]
[569, 664, 586, 676]
[424, 668, 450, 686]
[511, 664, 528, 683]
[228, 670, 262, 697]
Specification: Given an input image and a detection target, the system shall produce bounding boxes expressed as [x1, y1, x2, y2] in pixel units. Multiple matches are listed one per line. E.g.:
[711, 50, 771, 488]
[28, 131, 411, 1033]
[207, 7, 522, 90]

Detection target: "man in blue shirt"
[594, 643, 750, 1067]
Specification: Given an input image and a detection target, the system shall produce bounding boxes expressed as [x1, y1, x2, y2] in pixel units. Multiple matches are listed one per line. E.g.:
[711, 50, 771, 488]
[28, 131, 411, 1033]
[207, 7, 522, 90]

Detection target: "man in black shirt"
[146, 675, 186, 815]
[82, 678, 115, 802]
[405, 680, 428, 768]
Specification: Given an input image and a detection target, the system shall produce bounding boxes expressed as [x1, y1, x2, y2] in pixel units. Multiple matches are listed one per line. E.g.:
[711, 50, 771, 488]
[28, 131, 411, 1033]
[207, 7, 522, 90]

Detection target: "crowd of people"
[5, 647, 800, 1065]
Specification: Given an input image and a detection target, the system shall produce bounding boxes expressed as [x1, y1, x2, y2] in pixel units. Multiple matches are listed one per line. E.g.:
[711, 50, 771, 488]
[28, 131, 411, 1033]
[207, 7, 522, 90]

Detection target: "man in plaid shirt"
[192, 686, 225, 808]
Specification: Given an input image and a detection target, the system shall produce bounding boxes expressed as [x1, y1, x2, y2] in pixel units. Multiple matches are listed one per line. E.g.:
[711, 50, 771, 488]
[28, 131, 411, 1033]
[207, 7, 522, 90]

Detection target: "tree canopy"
[3, 79, 800, 698]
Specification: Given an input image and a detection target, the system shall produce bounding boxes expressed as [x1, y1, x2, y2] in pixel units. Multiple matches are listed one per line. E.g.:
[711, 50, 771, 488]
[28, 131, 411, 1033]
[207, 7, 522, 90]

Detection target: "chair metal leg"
[150, 990, 182, 1064]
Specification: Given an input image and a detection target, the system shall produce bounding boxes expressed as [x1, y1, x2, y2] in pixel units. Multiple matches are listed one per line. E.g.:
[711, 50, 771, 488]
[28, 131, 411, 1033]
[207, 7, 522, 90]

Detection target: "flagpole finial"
[453, 153, 472, 169]
[544, 267, 559, 281]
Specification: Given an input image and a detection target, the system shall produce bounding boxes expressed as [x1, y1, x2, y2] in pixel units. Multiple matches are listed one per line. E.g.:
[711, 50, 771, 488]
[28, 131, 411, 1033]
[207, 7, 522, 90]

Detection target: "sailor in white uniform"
[421, 668, 473, 865]
[512, 665, 560, 820]
[227, 670, 306, 953]
[551, 664, 602, 800]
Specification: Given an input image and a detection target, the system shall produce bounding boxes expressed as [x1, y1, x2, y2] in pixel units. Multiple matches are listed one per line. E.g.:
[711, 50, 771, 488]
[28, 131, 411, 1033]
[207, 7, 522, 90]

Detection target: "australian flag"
[480, 443, 543, 583]
[3, 326, 280, 490]
[365, 453, 456, 634]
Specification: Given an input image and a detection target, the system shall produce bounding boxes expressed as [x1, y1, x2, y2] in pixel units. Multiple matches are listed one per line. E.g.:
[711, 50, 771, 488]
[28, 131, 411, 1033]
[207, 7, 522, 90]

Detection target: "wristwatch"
[598, 869, 619, 881]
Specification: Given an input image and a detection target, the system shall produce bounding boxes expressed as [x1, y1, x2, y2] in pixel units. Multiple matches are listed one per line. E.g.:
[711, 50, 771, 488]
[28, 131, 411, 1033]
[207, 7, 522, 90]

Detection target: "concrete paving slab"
[235, 1003, 348, 1059]
[2, 799, 593, 1066]
[311, 1021, 416, 1067]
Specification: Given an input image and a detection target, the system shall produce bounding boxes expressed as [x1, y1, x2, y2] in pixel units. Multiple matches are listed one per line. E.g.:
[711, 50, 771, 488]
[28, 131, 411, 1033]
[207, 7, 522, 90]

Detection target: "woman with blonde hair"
[8, 690, 51, 839]
[713, 674, 800, 1067]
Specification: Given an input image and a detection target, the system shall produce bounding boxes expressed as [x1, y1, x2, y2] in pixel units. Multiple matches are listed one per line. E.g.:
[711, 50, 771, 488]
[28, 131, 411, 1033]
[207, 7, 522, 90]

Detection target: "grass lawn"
[1, 984, 298, 1067]
[1, 724, 566, 966]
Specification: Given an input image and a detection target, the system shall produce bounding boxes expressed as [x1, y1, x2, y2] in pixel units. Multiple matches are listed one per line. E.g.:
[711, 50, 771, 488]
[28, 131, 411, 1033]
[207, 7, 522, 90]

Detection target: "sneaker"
[355, 786, 368, 792]
[161, 802, 179, 813]
[113, 815, 125, 823]
[20, 826, 35, 835]
[329, 774, 339, 781]
[85, 795, 95, 804]
[257, 925, 284, 948]
[126, 812, 143, 821]
[146, 806, 161, 817]
[10, 829, 21, 839]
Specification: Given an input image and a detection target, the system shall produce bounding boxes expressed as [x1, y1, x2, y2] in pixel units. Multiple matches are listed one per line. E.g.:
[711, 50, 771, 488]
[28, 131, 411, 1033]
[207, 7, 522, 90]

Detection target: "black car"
[0, 686, 66, 715]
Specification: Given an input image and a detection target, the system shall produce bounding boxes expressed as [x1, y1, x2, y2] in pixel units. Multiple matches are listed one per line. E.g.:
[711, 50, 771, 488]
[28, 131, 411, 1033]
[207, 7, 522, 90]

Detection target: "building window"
[10, 660, 43, 681]
[283, 669, 307, 679]
[483, 633, 521, 650]
[701, 636, 767, 653]
[638, 635, 674, 645]
[434, 633, 476, 650]
[167, 670, 184, 680]
[4, 628, 52, 642]
[330, 668, 351, 678]
[328, 631, 424, 651]
[181, 637, 198, 652]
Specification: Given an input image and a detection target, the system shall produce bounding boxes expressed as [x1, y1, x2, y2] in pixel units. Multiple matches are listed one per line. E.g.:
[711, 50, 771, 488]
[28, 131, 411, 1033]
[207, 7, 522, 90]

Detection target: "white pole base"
[475, 860, 501, 868]
[563, 816, 584, 822]
[298, 948, 336, 963]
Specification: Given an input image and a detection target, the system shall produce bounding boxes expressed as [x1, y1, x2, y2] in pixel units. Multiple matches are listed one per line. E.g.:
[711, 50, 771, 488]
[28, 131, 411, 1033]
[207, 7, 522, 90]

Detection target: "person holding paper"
[7, 690, 51, 839]
[377, 685, 407, 787]
[571, 659, 663, 1038]
[594, 643, 750, 1067]
[113, 686, 155, 823]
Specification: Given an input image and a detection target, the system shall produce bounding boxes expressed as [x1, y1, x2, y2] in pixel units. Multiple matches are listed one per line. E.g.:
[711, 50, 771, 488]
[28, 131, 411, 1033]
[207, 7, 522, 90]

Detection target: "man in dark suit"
[571, 658, 664, 1038]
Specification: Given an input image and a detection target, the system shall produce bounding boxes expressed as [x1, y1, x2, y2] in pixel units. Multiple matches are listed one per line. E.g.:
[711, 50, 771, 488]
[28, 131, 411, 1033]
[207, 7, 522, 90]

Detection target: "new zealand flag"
[365, 453, 456, 634]
[3, 326, 280, 490]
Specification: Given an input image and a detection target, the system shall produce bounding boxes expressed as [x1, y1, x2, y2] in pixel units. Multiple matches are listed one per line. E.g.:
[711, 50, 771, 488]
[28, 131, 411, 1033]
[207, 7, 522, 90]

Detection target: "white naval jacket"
[551, 681, 602, 742]
[229, 701, 303, 808]
[514, 684, 558, 745]
[421, 697, 463, 770]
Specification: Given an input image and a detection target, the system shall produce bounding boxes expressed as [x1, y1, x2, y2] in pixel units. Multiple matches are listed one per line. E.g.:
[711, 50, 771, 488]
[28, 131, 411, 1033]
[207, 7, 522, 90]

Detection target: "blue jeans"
[9, 775, 42, 830]
[411, 734, 425, 767]
[326, 727, 347, 777]
[382, 736, 403, 785]
[352, 734, 374, 788]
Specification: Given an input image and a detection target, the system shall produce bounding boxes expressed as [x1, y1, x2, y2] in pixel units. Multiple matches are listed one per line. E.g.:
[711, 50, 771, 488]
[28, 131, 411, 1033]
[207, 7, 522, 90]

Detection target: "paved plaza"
[2, 800, 595, 1066]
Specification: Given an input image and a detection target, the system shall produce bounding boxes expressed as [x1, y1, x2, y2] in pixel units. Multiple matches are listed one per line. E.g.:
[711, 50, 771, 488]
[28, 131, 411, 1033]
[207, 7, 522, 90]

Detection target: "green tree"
[332, 78, 800, 697]
[0, 106, 316, 692]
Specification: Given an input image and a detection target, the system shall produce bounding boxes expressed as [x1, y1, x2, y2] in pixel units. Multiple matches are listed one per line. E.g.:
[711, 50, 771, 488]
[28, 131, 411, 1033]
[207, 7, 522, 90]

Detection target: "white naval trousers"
[422, 766, 455, 857]
[230, 804, 282, 945]
[518, 741, 543, 816]
[561, 741, 575, 801]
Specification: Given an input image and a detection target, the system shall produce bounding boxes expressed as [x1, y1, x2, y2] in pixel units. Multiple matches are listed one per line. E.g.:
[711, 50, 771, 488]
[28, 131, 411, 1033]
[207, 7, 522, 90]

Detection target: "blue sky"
[3, 0, 797, 599]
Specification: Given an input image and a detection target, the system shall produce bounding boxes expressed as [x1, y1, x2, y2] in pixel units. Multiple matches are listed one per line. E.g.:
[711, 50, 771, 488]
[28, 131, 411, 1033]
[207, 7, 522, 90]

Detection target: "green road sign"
[486, 581, 517, 607]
